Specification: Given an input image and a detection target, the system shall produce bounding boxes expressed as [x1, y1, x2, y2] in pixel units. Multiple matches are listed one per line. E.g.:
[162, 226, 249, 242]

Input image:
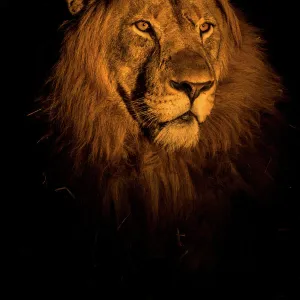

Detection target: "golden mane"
[43, 0, 282, 227]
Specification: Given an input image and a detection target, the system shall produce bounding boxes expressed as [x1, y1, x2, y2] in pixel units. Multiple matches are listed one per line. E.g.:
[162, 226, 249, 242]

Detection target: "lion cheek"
[115, 66, 136, 93]
[191, 93, 215, 123]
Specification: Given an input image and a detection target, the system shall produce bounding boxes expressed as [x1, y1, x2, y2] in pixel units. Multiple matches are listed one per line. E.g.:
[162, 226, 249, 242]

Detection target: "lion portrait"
[36, 0, 283, 294]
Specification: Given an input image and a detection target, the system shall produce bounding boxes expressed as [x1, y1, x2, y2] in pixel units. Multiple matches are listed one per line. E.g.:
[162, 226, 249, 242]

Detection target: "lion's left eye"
[135, 21, 151, 32]
[200, 22, 212, 34]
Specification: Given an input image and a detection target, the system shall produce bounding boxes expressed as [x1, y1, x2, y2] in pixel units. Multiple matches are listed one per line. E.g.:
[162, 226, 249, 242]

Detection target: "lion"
[38, 0, 283, 290]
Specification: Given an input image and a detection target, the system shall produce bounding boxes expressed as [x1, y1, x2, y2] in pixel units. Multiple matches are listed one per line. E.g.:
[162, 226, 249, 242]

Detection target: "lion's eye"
[135, 21, 151, 32]
[200, 22, 211, 34]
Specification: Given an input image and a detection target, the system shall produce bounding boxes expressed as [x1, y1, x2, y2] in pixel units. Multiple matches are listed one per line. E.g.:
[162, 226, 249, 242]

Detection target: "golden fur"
[44, 0, 281, 232]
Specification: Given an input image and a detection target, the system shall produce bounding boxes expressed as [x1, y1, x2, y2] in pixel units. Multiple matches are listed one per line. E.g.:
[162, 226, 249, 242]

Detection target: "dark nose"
[170, 80, 214, 103]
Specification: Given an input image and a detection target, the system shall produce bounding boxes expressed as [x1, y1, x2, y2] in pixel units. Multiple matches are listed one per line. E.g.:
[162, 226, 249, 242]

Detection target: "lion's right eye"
[135, 21, 151, 32]
[200, 23, 211, 34]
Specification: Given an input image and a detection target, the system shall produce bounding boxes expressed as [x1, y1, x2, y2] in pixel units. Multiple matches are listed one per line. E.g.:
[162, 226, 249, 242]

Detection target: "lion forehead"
[117, 0, 220, 26]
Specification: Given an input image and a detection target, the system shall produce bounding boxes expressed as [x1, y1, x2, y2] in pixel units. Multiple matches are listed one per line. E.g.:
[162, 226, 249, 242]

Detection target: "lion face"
[103, 0, 232, 151]
[63, 0, 241, 152]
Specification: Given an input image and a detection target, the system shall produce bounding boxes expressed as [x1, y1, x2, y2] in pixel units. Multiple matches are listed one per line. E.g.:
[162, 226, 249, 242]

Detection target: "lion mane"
[40, 0, 282, 280]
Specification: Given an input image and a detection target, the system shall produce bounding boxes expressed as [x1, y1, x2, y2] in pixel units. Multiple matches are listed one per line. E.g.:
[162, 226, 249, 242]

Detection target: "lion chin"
[153, 113, 200, 151]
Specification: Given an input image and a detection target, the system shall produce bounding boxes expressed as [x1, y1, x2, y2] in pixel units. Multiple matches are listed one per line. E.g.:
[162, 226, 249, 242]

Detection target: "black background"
[3, 0, 299, 297]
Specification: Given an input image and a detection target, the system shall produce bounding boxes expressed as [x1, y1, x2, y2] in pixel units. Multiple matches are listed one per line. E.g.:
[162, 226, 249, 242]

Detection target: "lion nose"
[170, 80, 214, 103]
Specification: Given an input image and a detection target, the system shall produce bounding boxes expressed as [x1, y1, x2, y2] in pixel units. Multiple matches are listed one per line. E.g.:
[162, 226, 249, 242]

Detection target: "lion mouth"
[144, 111, 197, 141]
[159, 111, 195, 129]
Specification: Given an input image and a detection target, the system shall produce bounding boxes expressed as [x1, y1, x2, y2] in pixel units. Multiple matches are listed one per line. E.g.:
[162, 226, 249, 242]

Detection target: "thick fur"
[41, 0, 282, 283]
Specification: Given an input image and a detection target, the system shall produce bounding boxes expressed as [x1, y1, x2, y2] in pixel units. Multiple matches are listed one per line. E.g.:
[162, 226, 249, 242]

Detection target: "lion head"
[44, 0, 281, 221]
[48, 0, 279, 154]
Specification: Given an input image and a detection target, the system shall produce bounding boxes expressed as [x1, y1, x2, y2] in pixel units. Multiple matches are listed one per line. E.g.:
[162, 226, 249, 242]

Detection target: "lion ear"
[65, 0, 92, 15]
